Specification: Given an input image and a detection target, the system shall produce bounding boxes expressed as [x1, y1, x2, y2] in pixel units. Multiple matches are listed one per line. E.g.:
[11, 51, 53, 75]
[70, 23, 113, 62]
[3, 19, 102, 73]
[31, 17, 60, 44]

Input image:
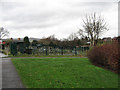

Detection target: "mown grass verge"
[12, 58, 119, 88]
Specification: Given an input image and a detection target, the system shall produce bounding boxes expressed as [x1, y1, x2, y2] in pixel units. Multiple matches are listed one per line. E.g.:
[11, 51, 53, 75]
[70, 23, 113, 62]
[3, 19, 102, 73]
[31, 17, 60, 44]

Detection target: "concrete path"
[0, 57, 2, 89]
[0, 52, 7, 89]
[2, 58, 25, 88]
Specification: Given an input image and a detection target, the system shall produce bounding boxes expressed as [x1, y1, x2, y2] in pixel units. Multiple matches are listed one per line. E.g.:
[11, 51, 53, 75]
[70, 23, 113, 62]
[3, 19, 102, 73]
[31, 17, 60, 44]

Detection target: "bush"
[10, 42, 17, 56]
[87, 42, 120, 73]
[25, 49, 32, 54]
[2, 50, 8, 55]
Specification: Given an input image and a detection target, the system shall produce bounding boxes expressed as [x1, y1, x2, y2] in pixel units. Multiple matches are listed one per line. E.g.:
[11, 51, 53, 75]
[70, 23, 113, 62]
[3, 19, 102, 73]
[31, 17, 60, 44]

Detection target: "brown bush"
[87, 42, 120, 73]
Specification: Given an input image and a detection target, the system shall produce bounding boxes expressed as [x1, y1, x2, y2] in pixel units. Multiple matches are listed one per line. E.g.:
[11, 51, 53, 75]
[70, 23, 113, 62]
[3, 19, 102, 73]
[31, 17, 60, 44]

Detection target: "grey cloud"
[71, 2, 115, 12]
[0, 0, 24, 12]
[3, 11, 57, 23]
[2, 5, 84, 30]
[1, 0, 118, 38]
[8, 21, 60, 29]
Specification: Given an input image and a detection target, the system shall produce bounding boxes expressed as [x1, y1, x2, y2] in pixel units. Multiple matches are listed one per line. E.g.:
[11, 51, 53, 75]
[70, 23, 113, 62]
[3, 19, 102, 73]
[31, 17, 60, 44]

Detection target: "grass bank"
[12, 58, 119, 88]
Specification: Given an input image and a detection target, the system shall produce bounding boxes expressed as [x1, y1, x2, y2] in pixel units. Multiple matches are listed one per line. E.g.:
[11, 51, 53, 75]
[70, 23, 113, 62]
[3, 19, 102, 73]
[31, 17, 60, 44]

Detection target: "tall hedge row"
[87, 42, 120, 73]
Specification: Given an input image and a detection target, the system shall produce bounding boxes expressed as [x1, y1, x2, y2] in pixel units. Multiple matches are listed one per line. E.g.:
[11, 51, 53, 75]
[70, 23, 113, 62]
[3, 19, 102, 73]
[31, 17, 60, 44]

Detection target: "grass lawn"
[11, 58, 119, 88]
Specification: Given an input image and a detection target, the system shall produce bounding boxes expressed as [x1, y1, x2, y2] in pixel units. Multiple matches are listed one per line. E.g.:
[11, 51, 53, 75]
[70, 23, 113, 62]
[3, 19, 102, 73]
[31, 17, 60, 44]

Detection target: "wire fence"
[27, 46, 90, 56]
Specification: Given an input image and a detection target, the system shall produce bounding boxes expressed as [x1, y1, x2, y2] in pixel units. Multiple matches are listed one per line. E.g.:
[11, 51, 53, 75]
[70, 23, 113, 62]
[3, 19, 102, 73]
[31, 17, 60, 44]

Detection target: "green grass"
[11, 58, 119, 88]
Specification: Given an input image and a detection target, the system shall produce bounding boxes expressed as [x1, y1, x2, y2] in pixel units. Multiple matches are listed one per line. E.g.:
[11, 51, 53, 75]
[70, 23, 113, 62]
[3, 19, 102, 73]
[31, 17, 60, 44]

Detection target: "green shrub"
[10, 42, 17, 56]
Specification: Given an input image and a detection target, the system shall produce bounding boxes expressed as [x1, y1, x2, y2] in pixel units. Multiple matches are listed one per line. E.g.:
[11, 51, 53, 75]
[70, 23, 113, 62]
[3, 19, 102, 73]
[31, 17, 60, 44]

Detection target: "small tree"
[0, 27, 9, 39]
[18, 43, 25, 54]
[68, 33, 78, 41]
[23, 36, 30, 49]
[49, 41, 54, 47]
[32, 40, 38, 47]
[78, 13, 108, 46]
[10, 42, 17, 56]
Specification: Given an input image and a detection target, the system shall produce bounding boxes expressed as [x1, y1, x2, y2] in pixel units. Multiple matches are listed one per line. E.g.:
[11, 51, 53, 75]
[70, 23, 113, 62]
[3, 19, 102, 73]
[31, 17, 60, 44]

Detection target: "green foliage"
[32, 40, 38, 47]
[12, 58, 118, 88]
[23, 36, 30, 48]
[18, 43, 25, 54]
[49, 41, 54, 47]
[10, 42, 17, 56]
[26, 49, 32, 54]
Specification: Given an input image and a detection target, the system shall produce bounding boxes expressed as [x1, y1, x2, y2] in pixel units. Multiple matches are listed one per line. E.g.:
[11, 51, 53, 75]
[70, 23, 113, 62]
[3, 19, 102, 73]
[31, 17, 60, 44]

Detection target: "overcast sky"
[0, 0, 119, 39]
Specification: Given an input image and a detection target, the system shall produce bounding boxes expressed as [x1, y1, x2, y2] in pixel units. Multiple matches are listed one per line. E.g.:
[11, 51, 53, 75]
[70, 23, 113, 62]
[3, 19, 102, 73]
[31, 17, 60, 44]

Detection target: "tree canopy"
[0, 27, 9, 39]
[23, 36, 30, 48]
[78, 13, 109, 46]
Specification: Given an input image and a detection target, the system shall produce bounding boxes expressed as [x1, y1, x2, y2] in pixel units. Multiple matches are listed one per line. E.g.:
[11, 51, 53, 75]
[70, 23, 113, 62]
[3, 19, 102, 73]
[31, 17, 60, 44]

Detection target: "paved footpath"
[0, 57, 2, 89]
[2, 58, 25, 88]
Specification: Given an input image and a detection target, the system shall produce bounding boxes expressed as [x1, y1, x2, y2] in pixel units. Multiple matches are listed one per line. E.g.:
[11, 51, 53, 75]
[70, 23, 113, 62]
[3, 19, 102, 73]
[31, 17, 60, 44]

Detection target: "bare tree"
[78, 13, 108, 46]
[68, 33, 78, 41]
[0, 27, 9, 40]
